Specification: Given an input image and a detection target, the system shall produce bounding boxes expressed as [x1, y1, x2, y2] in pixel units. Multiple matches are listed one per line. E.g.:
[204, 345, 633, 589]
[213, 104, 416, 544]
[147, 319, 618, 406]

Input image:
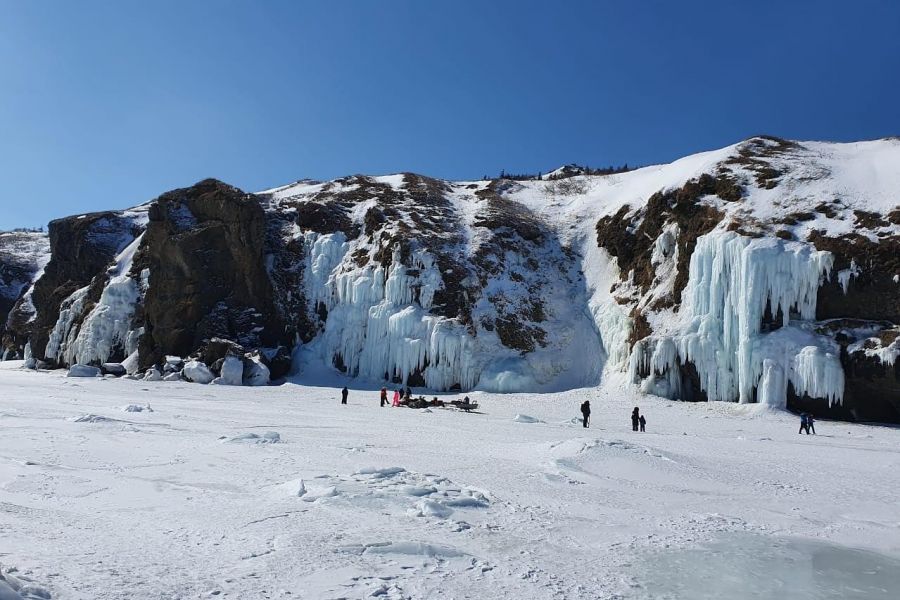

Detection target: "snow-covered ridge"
[2, 137, 898, 421]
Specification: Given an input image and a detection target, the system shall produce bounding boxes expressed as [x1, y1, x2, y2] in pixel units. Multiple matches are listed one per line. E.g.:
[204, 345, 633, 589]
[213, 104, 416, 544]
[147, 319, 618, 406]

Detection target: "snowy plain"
[2, 362, 900, 599]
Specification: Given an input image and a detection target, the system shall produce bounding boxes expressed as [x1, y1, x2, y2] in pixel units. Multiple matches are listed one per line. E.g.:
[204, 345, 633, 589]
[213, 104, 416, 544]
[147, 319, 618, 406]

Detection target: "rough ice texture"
[57, 235, 144, 366]
[627, 231, 839, 407]
[299, 233, 479, 390]
[66, 364, 101, 378]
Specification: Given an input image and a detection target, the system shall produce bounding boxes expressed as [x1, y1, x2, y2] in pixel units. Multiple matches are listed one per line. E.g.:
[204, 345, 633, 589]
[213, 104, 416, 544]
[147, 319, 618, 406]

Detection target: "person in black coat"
[631, 407, 640, 432]
[341, 386, 348, 405]
[639, 414, 646, 432]
[580, 401, 591, 428]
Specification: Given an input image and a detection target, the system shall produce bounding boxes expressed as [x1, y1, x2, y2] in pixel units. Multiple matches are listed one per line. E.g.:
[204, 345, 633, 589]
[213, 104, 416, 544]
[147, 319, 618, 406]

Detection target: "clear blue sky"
[1, 0, 898, 230]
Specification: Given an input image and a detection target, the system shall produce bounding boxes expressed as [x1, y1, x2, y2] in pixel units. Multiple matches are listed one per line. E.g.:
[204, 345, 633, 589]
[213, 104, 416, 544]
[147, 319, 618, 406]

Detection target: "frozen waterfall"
[299, 232, 478, 390]
[628, 230, 844, 407]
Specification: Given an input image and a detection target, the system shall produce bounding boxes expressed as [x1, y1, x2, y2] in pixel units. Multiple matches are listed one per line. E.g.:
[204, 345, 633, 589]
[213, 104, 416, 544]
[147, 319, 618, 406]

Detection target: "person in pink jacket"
[392, 389, 401, 407]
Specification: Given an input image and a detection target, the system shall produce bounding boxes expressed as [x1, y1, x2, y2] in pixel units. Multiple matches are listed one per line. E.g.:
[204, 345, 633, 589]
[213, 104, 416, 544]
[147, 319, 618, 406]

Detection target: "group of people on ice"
[346, 385, 822, 437]
[341, 386, 476, 411]
[798, 412, 816, 434]
[580, 401, 647, 432]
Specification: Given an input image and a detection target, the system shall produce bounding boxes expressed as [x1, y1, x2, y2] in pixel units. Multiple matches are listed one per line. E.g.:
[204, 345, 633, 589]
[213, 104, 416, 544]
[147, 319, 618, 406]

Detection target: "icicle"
[790, 346, 844, 406]
[59, 234, 145, 366]
[299, 233, 477, 390]
[631, 230, 841, 407]
[837, 259, 860, 295]
[45, 286, 90, 361]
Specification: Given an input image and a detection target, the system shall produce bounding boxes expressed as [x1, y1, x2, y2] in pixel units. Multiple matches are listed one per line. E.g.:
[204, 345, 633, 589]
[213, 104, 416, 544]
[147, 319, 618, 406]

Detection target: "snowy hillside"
[1, 136, 898, 422]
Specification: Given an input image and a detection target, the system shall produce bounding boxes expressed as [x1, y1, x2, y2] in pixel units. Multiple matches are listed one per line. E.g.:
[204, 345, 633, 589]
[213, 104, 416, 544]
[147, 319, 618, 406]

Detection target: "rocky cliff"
[0, 230, 50, 359]
[1, 136, 898, 422]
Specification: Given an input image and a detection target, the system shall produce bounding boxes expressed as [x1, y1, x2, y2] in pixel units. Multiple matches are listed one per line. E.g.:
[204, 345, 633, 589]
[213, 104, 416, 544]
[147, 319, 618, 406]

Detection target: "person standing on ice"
[580, 401, 591, 428]
[341, 386, 348, 405]
[799, 413, 808, 434]
[631, 407, 640, 432]
[392, 389, 401, 407]
[807, 414, 816, 435]
[639, 414, 646, 432]
[380, 387, 388, 407]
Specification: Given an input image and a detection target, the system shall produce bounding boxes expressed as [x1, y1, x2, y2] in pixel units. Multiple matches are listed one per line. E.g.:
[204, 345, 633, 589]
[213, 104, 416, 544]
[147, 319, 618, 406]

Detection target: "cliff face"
[258, 172, 599, 391]
[2, 136, 898, 422]
[135, 179, 282, 368]
[573, 137, 900, 423]
[14, 208, 147, 366]
[0, 230, 50, 359]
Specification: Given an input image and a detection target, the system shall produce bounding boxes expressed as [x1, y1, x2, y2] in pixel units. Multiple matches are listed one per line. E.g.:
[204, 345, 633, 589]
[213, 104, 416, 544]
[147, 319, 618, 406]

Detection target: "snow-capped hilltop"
[1, 136, 898, 422]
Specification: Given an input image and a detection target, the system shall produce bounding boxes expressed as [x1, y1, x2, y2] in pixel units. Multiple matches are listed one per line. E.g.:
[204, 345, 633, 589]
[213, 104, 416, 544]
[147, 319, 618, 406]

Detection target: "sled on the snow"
[401, 397, 440, 409]
[450, 400, 479, 412]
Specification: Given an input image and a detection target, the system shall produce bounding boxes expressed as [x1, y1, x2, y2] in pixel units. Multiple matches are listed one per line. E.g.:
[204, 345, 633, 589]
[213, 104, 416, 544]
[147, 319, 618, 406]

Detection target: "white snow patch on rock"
[143, 368, 163, 382]
[214, 356, 244, 386]
[182, 360, 215, 384]
[243, 356, 270, 386]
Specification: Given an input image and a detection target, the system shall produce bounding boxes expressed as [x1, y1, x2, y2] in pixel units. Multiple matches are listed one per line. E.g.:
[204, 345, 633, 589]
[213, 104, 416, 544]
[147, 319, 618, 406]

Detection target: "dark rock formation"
[812, 232, 900, 324]
[0, 231, 50, 358]
[135, 179, 283, 368]
[26, 212, 138, 361]
[595, 174, 726, 314]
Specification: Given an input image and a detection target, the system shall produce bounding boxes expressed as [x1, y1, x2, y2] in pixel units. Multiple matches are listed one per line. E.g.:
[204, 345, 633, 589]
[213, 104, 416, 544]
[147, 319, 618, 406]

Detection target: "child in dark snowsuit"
[631, 407, 640, 432]
[341, 387, 348, 405]
[581, 401, 591, 428]
[380, 388, 388, 407]
[639, 415, 646, 432]
[807, 414, 816, 435]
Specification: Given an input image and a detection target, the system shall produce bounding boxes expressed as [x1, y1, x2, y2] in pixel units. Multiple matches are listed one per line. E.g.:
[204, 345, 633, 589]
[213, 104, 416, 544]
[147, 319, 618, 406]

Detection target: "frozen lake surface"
[637, 533, 900, 599]
[2, 362, 900, 598]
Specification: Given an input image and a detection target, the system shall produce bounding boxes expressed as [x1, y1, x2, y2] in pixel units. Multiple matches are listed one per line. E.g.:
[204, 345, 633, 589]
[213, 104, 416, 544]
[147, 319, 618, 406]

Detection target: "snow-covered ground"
[2, 362, 899, 599]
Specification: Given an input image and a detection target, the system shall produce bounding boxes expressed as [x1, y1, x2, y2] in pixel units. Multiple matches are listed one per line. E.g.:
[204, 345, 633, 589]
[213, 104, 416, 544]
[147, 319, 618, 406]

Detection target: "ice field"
[1, 362, 899, 599]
